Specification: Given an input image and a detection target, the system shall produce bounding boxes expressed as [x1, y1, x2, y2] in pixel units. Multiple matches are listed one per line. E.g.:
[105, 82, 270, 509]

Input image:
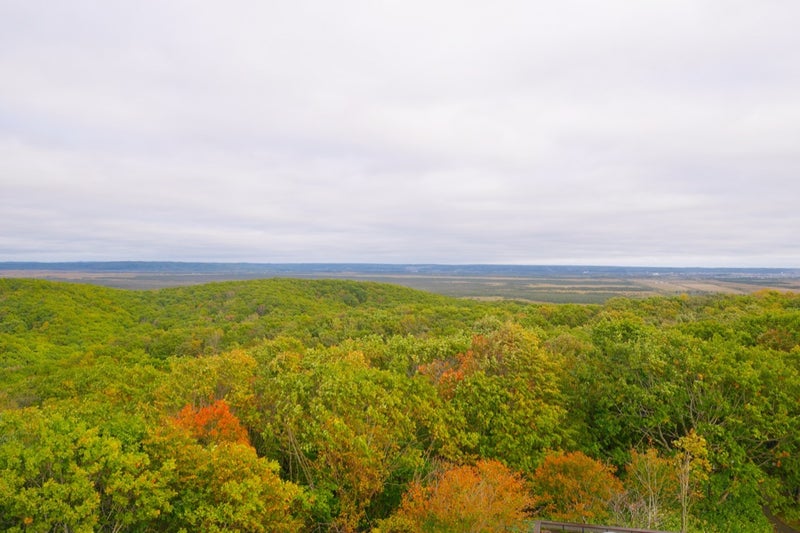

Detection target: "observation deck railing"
[531, 520, 675, 533]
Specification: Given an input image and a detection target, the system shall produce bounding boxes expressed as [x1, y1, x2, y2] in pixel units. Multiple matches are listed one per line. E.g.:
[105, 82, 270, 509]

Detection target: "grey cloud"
[1, 1, 799, 266]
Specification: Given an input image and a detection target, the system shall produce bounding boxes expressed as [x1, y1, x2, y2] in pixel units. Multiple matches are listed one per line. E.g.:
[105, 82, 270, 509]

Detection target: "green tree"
[257, 346, 436, 531]
[0, 406, 174, 532]
[421, 325, 569, 472]
[146, 423, 302, 532]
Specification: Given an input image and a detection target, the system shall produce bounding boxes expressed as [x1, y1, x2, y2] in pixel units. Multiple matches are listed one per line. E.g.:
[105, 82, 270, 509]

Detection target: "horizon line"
[1, 260, 799, 271]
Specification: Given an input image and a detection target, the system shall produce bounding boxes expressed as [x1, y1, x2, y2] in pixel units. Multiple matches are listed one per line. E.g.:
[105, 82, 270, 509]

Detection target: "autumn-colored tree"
[530, 451, 623, 524]
[614, 448, 679, 530]
[674, 430, 711, 533]
[173, 398, 250, 446]
[145, 424, 302, 532]
[417, 348, 477, 399]
[384, 459, 532, 532]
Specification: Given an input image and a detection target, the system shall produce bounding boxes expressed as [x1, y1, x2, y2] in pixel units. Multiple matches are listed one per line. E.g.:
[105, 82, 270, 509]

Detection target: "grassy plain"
[2, 265, 799, 303]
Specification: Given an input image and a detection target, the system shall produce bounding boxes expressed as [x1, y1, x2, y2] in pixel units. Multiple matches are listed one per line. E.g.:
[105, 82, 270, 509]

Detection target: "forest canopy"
[0, 278, 798, 532]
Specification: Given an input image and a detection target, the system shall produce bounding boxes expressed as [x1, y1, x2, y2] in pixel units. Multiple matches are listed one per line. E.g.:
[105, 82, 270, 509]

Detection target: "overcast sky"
[2, 1, 799, 266]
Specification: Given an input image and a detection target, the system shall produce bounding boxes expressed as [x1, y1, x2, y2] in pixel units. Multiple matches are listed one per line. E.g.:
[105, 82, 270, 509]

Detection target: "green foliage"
[145, 425, 302, 532]
[418, 324, 570, 472]
[255, 344, 437, 531]
[0, 406, 174, 532]
[1, 278, 799, 531]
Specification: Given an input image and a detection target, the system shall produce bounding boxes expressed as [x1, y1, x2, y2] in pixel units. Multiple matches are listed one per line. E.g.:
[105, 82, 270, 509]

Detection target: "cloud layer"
[2, 1, 799, 266]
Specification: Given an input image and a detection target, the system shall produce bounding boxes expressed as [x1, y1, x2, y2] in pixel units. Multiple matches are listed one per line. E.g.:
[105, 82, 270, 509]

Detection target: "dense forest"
[1, 278, 798, 532]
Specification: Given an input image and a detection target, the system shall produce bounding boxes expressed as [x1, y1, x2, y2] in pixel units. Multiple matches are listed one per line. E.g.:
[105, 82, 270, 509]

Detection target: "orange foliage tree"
[173, 398, 250, 446]
[417, 348, 477, 399]
[384, 459, 532, 532]
[530, 451, 623, 524]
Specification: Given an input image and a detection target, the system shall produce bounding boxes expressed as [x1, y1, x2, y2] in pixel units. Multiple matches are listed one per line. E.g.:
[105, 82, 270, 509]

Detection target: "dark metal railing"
[531, 520, 675, 533]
